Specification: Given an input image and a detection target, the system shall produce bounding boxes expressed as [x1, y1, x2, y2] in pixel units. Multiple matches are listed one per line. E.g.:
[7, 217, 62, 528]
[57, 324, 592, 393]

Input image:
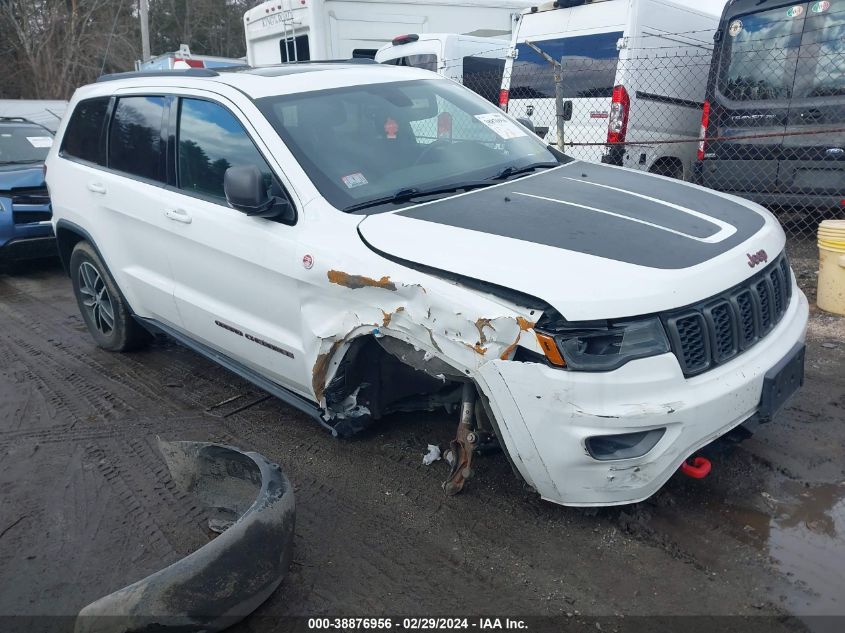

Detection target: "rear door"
[707, 3, 804, 194]
[778, 1, 845, 199]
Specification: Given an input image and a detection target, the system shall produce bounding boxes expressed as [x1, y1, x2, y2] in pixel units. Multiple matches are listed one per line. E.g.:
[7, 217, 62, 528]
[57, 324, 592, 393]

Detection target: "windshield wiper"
[492, 161, 560, 181]
[343, 181, 493, 212]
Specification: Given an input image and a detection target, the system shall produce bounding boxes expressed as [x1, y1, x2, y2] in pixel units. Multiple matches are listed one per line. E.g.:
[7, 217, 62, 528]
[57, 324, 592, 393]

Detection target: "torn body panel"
[299, 252, 543, 438]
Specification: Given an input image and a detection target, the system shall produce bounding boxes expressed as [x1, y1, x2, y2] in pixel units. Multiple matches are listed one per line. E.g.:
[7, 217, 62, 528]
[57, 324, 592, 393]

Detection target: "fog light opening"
[585, 428, 665, 461]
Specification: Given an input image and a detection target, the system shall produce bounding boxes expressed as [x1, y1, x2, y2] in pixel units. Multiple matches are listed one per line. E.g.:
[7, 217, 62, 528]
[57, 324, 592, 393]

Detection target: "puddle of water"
[726, 480, 845, 629]
[767, 481, 845, 620]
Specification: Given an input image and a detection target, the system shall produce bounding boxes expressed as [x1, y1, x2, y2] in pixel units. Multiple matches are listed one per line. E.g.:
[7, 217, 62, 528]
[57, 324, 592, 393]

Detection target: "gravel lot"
[0, 248, 842, 632]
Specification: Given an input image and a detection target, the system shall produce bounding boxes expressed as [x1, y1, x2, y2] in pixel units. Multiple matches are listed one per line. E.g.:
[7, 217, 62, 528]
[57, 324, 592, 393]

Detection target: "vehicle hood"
[0, 164, 46, 192]
[357, 160, 786, 321]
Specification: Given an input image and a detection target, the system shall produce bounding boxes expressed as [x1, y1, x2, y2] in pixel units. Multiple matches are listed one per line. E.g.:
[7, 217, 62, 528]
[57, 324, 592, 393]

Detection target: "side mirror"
[224, 165, 295, 222]
[516, 117, 536, 134]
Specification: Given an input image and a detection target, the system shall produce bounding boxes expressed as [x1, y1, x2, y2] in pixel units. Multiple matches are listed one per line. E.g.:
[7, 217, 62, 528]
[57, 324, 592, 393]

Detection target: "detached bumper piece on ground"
[75, 440, 295, 633]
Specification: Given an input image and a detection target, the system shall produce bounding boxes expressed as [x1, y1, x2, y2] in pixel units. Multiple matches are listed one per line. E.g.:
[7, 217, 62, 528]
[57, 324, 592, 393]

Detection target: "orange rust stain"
[517, 316, 535, 331]
[311, 340, 343, 400]
[474, 317, 492, 345]
[327, 270, 397, 291]
[381, 310, 392, 327]
[474, 343, 488, 355]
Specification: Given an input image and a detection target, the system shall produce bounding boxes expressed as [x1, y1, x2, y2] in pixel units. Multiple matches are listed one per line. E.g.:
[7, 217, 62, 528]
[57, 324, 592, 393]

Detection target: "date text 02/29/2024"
[307, 618, 529, 630]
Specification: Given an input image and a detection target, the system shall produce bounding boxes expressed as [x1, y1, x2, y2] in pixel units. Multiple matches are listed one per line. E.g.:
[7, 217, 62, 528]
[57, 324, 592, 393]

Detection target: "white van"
[500, 0, 719, 178]
[376, 34, 511, 105]
[245, 0, 533, 66]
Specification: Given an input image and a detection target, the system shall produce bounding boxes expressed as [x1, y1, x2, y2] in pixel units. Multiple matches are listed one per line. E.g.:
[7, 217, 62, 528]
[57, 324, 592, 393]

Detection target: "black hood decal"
[396, 162, 766, 270]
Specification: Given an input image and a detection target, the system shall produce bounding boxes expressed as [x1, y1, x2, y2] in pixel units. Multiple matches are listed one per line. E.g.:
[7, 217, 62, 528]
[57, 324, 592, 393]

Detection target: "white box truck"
[244, 0, 532, 65]
[375, 33, 514, 104]
[500, 0, 720, 178]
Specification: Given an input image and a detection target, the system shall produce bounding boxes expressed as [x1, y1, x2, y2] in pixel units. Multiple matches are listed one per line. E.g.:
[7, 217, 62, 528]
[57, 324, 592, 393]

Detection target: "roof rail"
[96, 68, 219, 83]
[0, 116, 54, 134]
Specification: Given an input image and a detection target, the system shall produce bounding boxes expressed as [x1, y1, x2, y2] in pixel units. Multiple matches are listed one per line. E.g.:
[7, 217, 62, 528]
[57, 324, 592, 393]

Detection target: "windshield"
[256, 79, 559, 212]
[0, 125, 53, 164]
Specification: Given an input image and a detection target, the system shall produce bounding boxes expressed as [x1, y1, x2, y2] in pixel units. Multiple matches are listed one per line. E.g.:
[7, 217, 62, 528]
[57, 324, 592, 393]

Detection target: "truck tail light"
[607, 85, 629, 145]
[697, 100, 710, 161]
[499, 89, 510, 111]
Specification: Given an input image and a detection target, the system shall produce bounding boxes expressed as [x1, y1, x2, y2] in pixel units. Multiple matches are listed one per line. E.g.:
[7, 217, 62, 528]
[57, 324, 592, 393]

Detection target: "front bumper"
[477, 286, 809, 507]
[0, 197, 55, 261]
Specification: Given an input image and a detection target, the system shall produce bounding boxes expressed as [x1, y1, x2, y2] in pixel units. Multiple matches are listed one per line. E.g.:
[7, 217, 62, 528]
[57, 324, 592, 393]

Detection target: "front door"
[164, 96, 310, 397]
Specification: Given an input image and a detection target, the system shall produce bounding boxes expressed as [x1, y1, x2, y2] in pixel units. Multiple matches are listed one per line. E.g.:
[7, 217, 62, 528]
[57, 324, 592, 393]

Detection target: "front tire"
[70, 241, 150, 352]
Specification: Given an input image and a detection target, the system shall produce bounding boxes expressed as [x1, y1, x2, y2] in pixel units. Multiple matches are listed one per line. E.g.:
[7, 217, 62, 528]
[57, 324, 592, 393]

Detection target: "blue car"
[0, 117, 56, 263]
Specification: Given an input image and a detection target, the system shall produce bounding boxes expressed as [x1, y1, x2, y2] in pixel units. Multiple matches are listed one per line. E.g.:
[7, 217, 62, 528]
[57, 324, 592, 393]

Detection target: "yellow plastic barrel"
[817, 219, 845, 316]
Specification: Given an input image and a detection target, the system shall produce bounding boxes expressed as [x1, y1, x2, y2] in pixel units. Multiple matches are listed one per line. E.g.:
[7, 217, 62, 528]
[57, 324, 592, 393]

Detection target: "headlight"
[536, 317, 670, 371]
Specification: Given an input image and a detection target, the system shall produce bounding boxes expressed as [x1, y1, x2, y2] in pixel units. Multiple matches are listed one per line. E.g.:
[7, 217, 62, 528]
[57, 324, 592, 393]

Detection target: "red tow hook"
[680, 456, 712, 479]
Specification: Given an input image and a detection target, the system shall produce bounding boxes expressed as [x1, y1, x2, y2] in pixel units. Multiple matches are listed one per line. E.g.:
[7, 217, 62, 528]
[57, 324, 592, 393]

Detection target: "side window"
[61, 97, 110, 165]
[177, 98, 275, 203]
[108, 96, 166, 182]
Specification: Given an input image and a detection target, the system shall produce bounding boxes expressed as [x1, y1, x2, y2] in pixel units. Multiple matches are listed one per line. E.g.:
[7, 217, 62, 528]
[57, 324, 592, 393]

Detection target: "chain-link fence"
[435, 31, 844, 242]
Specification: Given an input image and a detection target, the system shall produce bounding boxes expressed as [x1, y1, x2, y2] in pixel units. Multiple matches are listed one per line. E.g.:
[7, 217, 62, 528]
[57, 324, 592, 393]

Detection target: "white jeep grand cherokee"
[46, 63, 808, 507]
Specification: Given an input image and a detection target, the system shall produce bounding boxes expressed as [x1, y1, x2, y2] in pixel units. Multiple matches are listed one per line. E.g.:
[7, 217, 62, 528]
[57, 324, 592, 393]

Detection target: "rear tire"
[70, 241, 150, 352]
[649, 160, 684, 180]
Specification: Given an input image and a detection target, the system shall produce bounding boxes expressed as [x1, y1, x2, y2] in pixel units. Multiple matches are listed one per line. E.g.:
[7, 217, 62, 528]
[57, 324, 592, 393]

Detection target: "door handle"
[164, 208, 192, 224]
[87, 182, 106, 194]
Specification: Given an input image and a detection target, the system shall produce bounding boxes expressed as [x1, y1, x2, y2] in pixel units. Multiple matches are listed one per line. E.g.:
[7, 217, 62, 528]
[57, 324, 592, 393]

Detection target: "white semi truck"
[244, 0, 535, 66]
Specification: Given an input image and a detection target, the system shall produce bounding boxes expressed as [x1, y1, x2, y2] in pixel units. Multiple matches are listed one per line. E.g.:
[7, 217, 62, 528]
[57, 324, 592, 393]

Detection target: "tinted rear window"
[718, 5, 804, 101]
[108, 96, 166, 182]
[383, 54, 438, 72]
[61, 97, 110, 164]
[794, 2, 845, 98]
[463, 56, 506, 104]
[510, 31, 622, 99]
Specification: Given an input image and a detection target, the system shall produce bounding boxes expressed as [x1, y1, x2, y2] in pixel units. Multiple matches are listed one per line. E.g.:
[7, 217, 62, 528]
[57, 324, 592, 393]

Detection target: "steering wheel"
[413, 139, 453, 166]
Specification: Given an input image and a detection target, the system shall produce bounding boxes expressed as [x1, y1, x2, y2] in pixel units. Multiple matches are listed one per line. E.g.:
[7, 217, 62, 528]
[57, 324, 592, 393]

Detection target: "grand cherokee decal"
[214, 320, 294, 359]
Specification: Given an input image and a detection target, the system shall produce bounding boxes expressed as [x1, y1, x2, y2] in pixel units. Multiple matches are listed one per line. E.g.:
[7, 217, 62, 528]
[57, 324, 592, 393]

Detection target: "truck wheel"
[649, 160, 684, 180]
[70, 241, 150, 352]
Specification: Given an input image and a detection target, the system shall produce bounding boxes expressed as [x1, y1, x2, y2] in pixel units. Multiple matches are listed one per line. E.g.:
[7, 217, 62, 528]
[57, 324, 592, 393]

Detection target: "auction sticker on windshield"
[474, 113, 527, 140]
[342, 172, 368, 189]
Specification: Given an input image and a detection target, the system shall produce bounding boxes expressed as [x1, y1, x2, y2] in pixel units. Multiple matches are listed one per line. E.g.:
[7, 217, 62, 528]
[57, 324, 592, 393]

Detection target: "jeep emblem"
[747, 249, 768, 268]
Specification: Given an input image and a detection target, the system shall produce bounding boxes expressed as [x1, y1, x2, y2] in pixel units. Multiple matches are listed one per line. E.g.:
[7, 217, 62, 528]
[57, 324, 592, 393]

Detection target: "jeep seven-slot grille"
[664, 253, 792, 377]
